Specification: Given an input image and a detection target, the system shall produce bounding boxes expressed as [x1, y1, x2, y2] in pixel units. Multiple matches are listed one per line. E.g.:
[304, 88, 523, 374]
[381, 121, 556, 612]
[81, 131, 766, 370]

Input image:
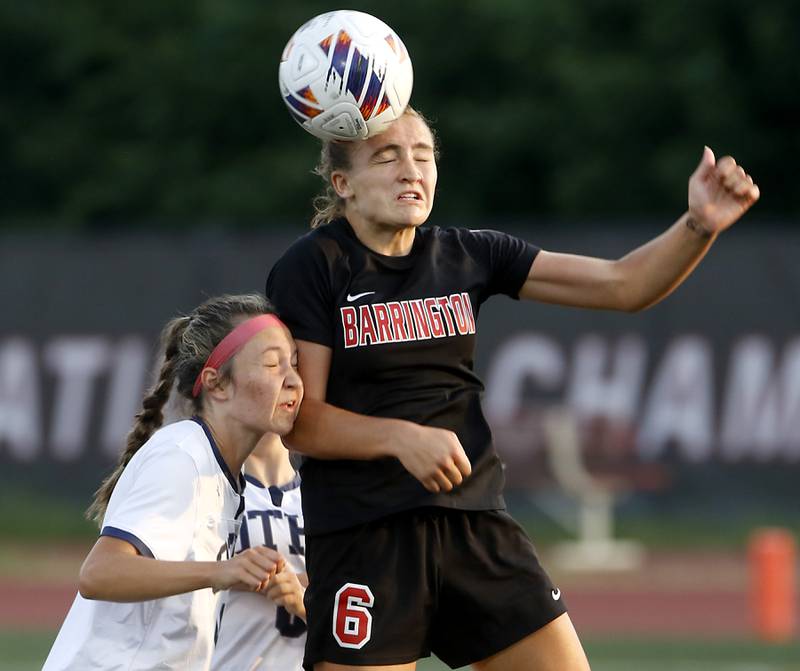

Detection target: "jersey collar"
[191, 416, 247, 499]
[244, 473, 301, 491]
[337, 217, 425, 271]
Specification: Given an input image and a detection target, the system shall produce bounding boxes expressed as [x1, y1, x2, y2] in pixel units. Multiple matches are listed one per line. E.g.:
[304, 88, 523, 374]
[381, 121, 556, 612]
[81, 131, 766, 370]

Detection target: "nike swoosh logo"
[551, 588, 561, 601]
[346, 291, 376, 302]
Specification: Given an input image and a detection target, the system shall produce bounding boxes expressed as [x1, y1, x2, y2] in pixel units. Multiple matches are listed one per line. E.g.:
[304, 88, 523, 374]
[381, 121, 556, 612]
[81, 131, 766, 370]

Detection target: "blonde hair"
[86, 293, 274, 525]
[310, 107, 440, 228]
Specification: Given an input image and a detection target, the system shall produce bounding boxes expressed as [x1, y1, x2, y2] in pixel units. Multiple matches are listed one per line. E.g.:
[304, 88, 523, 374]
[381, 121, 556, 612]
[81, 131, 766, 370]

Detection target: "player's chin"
[391, 209, 430, 228]
[269, 408, 301, 436]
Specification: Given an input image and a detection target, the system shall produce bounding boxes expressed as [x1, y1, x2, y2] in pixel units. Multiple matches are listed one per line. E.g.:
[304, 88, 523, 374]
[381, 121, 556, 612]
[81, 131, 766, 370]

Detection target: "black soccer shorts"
[302, 507, 568, 669]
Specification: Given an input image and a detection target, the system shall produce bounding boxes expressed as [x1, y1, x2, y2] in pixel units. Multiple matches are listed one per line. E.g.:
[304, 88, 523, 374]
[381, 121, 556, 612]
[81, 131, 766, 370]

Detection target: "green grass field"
[9, 631, 799, 671]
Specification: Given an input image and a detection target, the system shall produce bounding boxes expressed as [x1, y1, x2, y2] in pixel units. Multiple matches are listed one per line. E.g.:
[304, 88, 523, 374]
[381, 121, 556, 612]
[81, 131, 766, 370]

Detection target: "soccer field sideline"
[4, 544, 798, 669]
[6, 631, 798, 671]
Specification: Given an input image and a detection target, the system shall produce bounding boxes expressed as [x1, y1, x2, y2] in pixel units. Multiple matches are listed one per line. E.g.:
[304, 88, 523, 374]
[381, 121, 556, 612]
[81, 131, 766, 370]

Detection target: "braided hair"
[86, 293, 274, 525]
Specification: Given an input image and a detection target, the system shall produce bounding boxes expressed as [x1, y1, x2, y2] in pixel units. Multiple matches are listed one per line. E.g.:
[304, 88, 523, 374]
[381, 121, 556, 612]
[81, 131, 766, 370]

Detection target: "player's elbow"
[78, 575, 100, 601]
[610, 270, 652, 313]
[619, 283, 671, 313]
[622, 298, 650, 313]
[78, 558, 105, 600]
[281, 428, 309, 455]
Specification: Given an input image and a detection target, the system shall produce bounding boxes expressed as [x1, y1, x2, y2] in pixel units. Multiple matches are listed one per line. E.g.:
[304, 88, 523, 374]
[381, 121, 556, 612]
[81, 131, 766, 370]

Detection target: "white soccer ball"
[279, 10, 413, 141]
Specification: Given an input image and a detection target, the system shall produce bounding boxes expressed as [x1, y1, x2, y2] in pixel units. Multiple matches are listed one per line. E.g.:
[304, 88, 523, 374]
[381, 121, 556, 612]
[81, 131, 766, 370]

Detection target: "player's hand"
[687, 146, 760, 236]
[389, 422, 472, 493]
[264, 568, 307, 621]
[213, 546, 284, 592]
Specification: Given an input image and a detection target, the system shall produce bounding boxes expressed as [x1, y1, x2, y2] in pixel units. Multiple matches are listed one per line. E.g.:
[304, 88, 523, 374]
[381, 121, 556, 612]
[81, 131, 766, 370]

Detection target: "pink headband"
[192, 314, 285, 397]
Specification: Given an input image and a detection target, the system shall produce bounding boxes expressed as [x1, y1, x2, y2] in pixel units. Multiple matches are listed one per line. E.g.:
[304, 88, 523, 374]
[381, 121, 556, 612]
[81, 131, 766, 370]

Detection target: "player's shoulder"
[423, 224, 514, 254]
[275, 219, 351, 264]
[423, 224, 506, 241]
[131, 420, 207, 475]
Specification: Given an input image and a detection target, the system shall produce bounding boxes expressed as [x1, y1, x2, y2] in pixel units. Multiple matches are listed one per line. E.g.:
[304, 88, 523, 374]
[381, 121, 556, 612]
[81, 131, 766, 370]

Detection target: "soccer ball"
[279, 11, 413, 141]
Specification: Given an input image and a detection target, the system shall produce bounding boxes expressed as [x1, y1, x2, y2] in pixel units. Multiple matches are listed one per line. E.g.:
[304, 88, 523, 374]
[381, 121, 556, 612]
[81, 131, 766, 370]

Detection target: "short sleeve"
[462, 229, 539, 300]
[266, 233, 335, 347]
[102, 448, 199, 561]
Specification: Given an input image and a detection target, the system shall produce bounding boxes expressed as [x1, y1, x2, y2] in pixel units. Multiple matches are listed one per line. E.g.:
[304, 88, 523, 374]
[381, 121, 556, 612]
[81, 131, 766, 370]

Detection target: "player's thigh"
[432, 510, 568, 668]
[471, 613, 590, 671]
[315, 663, 416, 671]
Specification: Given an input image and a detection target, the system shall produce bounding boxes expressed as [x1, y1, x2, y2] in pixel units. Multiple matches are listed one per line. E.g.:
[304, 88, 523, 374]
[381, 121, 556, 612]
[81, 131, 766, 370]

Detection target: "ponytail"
[86, 293, 274, 526]
[86, 316, 189, 525]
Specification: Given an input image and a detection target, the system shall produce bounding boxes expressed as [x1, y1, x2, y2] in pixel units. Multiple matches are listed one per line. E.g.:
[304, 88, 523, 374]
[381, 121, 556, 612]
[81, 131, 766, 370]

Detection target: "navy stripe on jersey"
[245, 474, 301, 507]
[101, 526, 154, 558]
[244, 474, 301, 492]
[192, 416, 246, 518]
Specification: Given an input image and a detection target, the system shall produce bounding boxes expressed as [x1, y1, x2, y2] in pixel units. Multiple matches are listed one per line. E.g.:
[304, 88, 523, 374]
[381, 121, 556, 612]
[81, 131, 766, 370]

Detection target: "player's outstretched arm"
[284, 340, 471, 493]
[78, 537, 280, 602]
[520, 147, 759, 312]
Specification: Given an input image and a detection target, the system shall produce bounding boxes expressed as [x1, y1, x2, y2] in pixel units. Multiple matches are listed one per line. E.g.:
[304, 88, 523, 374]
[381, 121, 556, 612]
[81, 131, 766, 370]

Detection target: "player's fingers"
[241, 553, 274, 576]
[422, 477, 441, 493]
[723, 165, 746, 190]
[734, 178, 754, 197]
[237, 573, 263, 591]
[233, 566, 265, 592]
[267, 571, 291, 588]
[252, 563, 278, 589]
[251, 574, 270, 592]
[715, 155, 737, 180]
[432, 469, 454, 493]
[692, 146, 716, 180]
[453, 449, 472, 478]
[268, 581, 295, 599]
[441, 459, 464, 488]
[257, 567, 280, 592]
[250, 546, 284, 565]
[245, 548, 282, 573]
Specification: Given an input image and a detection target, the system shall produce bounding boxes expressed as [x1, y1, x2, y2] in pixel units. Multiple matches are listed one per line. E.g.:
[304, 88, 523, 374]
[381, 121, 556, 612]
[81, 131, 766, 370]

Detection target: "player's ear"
[200, 368, 232, 401]
[331, 171, 353, 199]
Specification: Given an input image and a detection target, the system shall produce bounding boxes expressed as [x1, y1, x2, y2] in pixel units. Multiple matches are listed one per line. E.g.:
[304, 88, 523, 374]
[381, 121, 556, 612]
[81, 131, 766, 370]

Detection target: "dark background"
[1, 1, 797, 545]
[1, 0, 797, 229]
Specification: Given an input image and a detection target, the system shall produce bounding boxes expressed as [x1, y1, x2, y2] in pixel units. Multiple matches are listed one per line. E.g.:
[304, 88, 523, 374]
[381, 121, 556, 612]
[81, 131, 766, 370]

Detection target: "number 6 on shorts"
[333, 583, 374, 649]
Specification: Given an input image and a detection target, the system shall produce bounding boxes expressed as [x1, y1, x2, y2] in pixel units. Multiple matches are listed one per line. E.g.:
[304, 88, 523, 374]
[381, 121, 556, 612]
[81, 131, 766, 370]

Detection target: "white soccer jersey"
[43, 418, 245, 671]
[211, 473, 306, 671]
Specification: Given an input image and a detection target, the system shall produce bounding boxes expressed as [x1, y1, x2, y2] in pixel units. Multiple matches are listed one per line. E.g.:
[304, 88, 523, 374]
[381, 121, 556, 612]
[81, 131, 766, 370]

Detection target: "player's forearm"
[614, 211, 716, 311]
[283, 397, 409, 460]
[79, 553, 219, 602]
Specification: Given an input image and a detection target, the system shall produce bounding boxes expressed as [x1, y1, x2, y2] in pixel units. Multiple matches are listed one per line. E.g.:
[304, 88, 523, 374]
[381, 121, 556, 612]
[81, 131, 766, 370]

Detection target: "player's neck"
[246, 435, 296, 487]
[200, 412, 257, 478]
[346, 214, 416, 256]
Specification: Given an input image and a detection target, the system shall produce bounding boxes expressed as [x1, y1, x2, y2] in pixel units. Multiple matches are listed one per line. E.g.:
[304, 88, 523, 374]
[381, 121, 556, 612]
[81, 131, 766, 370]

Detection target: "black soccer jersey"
[266, 218, 538, 534]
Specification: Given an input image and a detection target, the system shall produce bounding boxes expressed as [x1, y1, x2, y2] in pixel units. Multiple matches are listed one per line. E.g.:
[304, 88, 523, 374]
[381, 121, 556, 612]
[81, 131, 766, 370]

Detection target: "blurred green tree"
[0, 0, 797, 229]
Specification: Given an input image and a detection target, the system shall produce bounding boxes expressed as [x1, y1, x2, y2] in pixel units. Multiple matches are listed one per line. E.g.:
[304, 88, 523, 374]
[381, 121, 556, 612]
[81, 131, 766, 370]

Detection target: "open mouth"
[279, 399, 298, 411]
[397, 191, 422, 201]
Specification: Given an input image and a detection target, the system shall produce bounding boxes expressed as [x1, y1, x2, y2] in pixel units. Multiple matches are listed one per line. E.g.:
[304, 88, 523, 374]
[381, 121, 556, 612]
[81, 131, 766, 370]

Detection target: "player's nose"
[285, 366, 303, 391]
[398, 153, 422, 182]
